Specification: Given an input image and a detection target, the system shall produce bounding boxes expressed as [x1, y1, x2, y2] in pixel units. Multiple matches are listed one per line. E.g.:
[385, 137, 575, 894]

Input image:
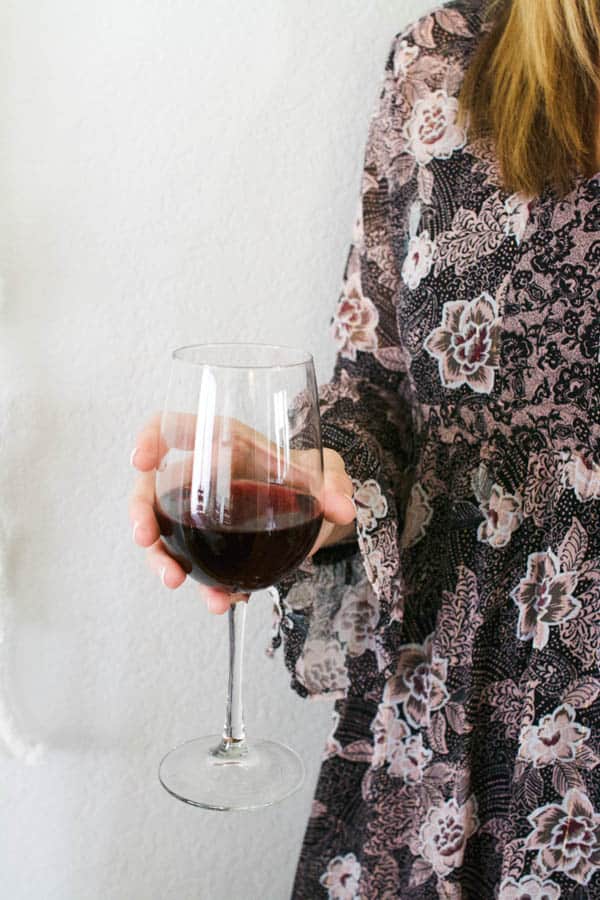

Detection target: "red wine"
[155, 480, 323, 591]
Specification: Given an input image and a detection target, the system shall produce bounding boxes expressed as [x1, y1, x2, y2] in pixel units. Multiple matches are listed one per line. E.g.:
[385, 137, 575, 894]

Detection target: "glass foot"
[158, 735, 305, 811]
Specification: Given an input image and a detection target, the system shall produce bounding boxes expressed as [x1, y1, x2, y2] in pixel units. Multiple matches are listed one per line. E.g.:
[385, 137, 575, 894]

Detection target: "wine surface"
[155, 480, 323, 591]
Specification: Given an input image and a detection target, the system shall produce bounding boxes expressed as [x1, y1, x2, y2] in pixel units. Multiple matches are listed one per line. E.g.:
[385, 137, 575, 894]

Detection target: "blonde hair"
[460, 0, 600, 195]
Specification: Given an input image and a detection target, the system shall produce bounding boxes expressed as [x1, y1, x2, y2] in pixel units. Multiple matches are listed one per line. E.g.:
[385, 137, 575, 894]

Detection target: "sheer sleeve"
[271, 36, 419, 699]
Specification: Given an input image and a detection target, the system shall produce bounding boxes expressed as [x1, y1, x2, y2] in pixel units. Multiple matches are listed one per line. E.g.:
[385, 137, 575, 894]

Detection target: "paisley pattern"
[272, 2, 600, 896]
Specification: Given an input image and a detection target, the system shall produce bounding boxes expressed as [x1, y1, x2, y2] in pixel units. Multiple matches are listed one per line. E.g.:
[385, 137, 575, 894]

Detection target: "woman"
[130, 1, 600, 896]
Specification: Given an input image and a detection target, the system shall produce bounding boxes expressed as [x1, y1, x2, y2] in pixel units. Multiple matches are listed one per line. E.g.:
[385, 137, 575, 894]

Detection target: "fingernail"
[159, 566, 167, 587]
[132, 521, 140, 542]
[130, 447, 139, 467]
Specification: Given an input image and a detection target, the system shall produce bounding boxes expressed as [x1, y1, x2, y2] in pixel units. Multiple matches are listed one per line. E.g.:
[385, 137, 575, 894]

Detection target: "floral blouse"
[272, 1, 600, 897]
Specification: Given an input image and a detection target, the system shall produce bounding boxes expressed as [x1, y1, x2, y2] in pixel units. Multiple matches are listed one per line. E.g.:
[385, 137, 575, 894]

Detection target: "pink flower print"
[319, 852, 362, 900]
[524, 450, 565, 528]
[393, 39, 419, 78]
[361, 536, 386, 597]
[519, 703, 591, 768]
[525, 789, 600, 885]
[401, 231, 435, 290]
[332, 272, 379, 361]
[388, 732, 432, 783]
[360, 531, 398, 603]
[511, 548, 580, 651]
[403, 89, 467, 166]
[477, 484, 522, 548]
[371, 704, 405, 769]
[353, 479, 388, 534]
[562, 453, 600, 502]
[401, 483, 433, 549]
[384, 635, 449, 729]
[424, 293, 502, 394]
[319, 369, 361, 415]
[334, 580, 381, 658]
[498, 874, 561, 899]
[418, 795, 479, 876]
[504, 193, 532, 246]
[370, 704, 432, 783]
[295, 638, 349, 696]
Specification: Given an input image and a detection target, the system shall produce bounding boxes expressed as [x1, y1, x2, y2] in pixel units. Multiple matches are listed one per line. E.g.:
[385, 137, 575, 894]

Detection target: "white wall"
[0, 1, 432, 898]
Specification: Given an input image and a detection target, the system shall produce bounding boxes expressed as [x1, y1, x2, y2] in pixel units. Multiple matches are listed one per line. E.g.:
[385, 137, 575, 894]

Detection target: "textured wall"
[0, 1, 431, 897]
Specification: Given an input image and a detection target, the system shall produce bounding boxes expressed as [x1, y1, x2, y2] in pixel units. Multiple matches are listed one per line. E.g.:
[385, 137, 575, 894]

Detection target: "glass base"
[158, 735, 305, 811]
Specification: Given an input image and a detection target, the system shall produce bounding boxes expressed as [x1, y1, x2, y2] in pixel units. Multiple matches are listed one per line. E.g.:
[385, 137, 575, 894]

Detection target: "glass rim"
[171, 342, 314, 370]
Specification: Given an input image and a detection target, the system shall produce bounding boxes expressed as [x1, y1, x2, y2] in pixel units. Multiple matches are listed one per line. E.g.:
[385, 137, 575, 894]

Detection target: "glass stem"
[222, 600, 247, 748]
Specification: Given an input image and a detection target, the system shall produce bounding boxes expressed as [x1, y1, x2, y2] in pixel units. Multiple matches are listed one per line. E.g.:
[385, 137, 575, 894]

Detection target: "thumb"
[321, 488, 356, 526]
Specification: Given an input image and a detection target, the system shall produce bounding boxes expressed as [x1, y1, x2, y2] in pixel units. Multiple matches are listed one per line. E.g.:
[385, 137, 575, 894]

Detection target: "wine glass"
[154, 343, 323, 810]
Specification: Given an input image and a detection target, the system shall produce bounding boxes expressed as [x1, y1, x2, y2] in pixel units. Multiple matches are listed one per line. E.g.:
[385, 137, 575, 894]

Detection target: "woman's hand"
[129, 415, 356, 615]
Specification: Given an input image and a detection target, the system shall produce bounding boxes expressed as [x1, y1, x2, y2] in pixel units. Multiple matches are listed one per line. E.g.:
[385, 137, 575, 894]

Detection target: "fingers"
[129, 450, 187, 590]
[129, 470, 160, 547]
[131, 416, 357, 596]
[146, 539, 187, 589]
[131, 413, 163, 472]
[143, 534, 247, 605]
[323, 448, 347, 473]
[145, 541, 248, 609]
[131, 415, 242, 603]
[321, 449, 355, 525]
[131, 413, 338, 498]
[322, 489, 356, 526]
[308, 518, 335, 556]
[198, 586, 248, 615]
[131, 412, 197, 473]
[307, 449, 356, 554]
[145, 542, 249, 611]
[143, 526, 247, 610]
